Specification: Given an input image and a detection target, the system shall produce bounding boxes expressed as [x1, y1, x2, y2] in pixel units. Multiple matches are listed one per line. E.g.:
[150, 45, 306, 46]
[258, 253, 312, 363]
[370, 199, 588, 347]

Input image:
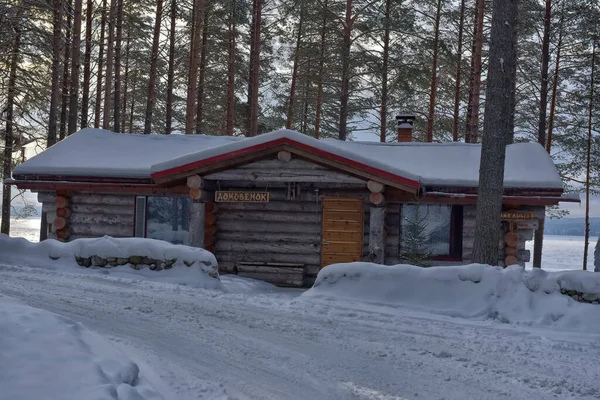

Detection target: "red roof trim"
[150, 137, 422, 189]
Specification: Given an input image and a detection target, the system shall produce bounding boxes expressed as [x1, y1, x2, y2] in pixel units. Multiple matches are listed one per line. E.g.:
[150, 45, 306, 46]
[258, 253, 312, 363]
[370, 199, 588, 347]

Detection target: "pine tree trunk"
[546, 0, 565, 153]
[195, 5, 209, 134]
[465, 0, 485, 143]
[121, 31, 130, 132]
[301, 68, 310, 134]
[67, 0, 82, 135]
[452, 0, 466, 142]
[113, 0, 123, 132]
[472, 0, 520, 265]
[59, 0, 73, 141]
[225, 0, 236, 136]
[129, 74, 136, 133]
[1, 18, 22, 235]
[144, 0, 164, 134]
[426, 0, 443, 142]
[80, 0, 93, 128]
[249, 0, 262, 137]
[247, 0, 257, 135]
[186, 0, 203, 134]
[102, 0, 117, 129]
[379, 0, 391, 142]
[165, 0, 177, 134]
[94, 0, 107, 128]
[338, 0, 353, 141]
[533, 0, 552, 269]
[314, 0, 328, 139]
[584, 41, 595, 271]
[286, 1, 305, 130]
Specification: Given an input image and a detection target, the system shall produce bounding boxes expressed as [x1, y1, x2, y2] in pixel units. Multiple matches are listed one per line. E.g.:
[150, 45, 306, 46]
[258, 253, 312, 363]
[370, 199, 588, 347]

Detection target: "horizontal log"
[216, 241, 320, 254]
[216, 201, 322, 213]
[46, 211, 57, 224]
[216, 220, 320, 234]
[56, 208, 72, 218]
[212, 180, 369, 190]
[217, 211, 321, 223]
[56, 228, 71, 241]
[217, 252, 321, 265]
[304, 265, 321, 277]
[55, 196, 70, 209]
[41, 202, 55, 213]
[70, 223, 133, 237]
[369, 192, 385, 205]
[54, 217, 68, 230]
[68, 234, 100, 240]
[237, 272, 304, 287]
[367, 180, 385, 194]
[71, 212, 134, 226]
[186, 175, 204, 189]
[238, 158, 328, 170]
[217, 231, 319, 244]
[71, 194, 135, 206]
[71, 203, 134, 215]
[37, 192, 56, 203]
[236, 265, 305, 274]
[204, 168, 366, 184]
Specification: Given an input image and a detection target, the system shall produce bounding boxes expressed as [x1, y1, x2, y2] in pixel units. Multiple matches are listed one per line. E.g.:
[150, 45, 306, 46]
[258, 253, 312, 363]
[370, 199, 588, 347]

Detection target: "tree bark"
[165, 0, 177, 134]
[314, 0, 328, 139]
[452, 0, 466, 142]
[225, 0, 236, 136]
[129, 74, 136, 133]
[48, 0, 64, 148]
[584, 40, 595, 271]
[249, 0, 263, 137]
[533, 0, 552, 269]
[426, 0, 443, 142]
[186, 0, 204, 134]
[338, 0, 353, 141]
[286, 1, 305, 130]
[1, 16, 22, 235]
[379, 0, 391, 142]
[247, 0, 257, 135]
[59, 0, 73, 140]
[144, 0, 164, 134]
[472, 0, 520, 265]
[465, 0, 485, 143]
[80, 0, 93, 128]
[94, 0, 107, 128]
[67, 0, 82, 135]
[195, 4, 209, 134]
[121, 30, 130, 132]
[113, 0, 123, 132]
[546, 0, 565, 153]
[102, 0, 117, 130]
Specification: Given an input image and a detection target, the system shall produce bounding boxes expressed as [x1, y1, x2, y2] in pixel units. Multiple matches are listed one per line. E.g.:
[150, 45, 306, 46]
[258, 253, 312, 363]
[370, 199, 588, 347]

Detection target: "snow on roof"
[13, 128, 563, 190]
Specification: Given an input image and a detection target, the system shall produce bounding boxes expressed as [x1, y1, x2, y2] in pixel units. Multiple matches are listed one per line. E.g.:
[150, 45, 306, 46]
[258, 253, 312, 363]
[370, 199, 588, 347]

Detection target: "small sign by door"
[215, 191, 270, 203]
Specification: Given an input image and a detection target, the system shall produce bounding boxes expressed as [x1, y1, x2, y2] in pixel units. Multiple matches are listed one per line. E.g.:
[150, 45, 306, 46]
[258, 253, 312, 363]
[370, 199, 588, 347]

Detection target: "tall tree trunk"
[129, 73, 136, 133]
[249, 0, 262, 137]
[225, 0, 236, 136]
[113, 0, 123, 132]
[546, 0, 565, 153]
[1, 17, 22, 235]
[165, 0, 177, 134]
[452, 0, 466, 142]
[59, 0, 73, 141]
[246, 0, 257, 135]
[144, 0, 164, 134]
[121, 30, 130, 132]
[102, 0, 117, 129]
[94, 0, 107, 128]
[80, 0, 93, 128]
[314, 0, 328, 139]
[338, 0, 353, 141]
[584, 40, 595, 271]
[426, 0, 443, 142]
[379, 0, 391, 142]
[465, 0, 485, 143]
[533, 0, 552, 269]
[286, 1, 305, 130]
[472, 0, 520, 265]
[67, 0, 83, 135]
[301, 66, 311, 134]
[186, 0, 204, 134]
[195, 4, 209, 134]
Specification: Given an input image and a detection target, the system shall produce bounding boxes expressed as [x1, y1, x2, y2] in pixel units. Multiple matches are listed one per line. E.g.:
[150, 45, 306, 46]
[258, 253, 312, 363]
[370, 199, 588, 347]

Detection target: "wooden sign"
[215, 191, 270, 203]
[501, 211, 534, 220]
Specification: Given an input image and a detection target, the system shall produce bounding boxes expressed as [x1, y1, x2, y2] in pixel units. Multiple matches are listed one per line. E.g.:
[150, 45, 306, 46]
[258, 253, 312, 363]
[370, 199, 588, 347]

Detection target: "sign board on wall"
[500, 211, 535, 220]
[215, 191, 270, 203]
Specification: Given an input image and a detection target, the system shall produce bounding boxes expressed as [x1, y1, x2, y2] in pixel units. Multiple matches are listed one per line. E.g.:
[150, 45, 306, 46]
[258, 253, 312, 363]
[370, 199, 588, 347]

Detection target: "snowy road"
[1, 264, 600, 400]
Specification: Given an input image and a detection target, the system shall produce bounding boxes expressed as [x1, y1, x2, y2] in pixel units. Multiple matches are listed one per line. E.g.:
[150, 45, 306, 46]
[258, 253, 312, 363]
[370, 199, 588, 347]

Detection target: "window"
[399, 204, 462, 259]
[134, 196, 192, 245]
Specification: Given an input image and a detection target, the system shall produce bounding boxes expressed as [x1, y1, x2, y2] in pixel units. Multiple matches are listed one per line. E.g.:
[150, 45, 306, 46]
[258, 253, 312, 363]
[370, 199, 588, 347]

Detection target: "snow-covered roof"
[13, 128, 563, 190]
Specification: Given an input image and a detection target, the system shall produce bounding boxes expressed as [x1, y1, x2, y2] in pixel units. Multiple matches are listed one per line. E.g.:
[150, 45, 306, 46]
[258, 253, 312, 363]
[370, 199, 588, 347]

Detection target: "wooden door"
[321, 198, 364, 268]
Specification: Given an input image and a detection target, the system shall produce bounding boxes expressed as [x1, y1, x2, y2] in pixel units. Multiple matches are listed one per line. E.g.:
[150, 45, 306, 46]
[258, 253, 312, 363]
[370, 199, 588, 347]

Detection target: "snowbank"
[0, 234, 222, 289]
[304, 263, 600, 332]
[0, 295, 163, 400]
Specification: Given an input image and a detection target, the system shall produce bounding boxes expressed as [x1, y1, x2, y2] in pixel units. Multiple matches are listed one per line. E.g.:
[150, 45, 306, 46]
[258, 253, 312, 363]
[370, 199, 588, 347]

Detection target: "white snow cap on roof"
[13, 128, 563, 189]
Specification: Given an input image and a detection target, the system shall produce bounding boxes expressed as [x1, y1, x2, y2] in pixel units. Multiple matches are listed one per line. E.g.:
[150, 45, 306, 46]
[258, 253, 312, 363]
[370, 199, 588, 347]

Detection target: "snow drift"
[0, 234, 222, 289]
[0, 295, 163, 400]
[304, 263, 600, 332]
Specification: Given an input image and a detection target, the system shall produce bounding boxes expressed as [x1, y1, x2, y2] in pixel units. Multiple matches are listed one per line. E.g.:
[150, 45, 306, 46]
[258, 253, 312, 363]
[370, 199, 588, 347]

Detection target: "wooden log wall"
[38, 191, 134, 241]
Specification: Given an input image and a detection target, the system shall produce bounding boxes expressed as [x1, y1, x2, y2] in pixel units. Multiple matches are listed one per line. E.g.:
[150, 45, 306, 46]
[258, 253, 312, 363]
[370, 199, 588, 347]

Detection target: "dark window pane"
[134, 196, 146, 238]
[400, 204, 452, 256]
[146, 197, 191, 245]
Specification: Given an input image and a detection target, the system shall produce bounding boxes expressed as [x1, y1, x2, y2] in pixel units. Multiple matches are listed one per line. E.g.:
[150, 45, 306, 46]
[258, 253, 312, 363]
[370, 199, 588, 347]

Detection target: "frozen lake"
[5, 218, 596, 272]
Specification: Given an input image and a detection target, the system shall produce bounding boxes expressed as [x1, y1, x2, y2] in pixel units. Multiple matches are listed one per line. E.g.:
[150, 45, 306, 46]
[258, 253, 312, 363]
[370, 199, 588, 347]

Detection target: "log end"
[367, 180, 385, 194]
[186, 175, 204, 190]
[505, 255, 518, 266]
[277, 151, 292, 162]
[369, 192, 385, 206]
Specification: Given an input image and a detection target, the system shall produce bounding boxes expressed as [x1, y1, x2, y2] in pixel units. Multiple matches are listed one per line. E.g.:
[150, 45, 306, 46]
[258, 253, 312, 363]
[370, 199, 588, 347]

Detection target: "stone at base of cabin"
[117, 257, 129, 265]
[129, 255, 144, 265]
[91, 255, 107, 267]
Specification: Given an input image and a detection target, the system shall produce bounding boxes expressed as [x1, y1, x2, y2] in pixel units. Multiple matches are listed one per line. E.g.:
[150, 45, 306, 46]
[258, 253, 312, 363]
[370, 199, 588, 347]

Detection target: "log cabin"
[8, 116, 577, 287]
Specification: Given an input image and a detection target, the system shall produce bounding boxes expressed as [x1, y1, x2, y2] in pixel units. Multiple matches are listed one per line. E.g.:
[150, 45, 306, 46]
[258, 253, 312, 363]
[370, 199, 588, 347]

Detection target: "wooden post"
[188, 201, 205, 248]
[369, 207, 386, 264]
